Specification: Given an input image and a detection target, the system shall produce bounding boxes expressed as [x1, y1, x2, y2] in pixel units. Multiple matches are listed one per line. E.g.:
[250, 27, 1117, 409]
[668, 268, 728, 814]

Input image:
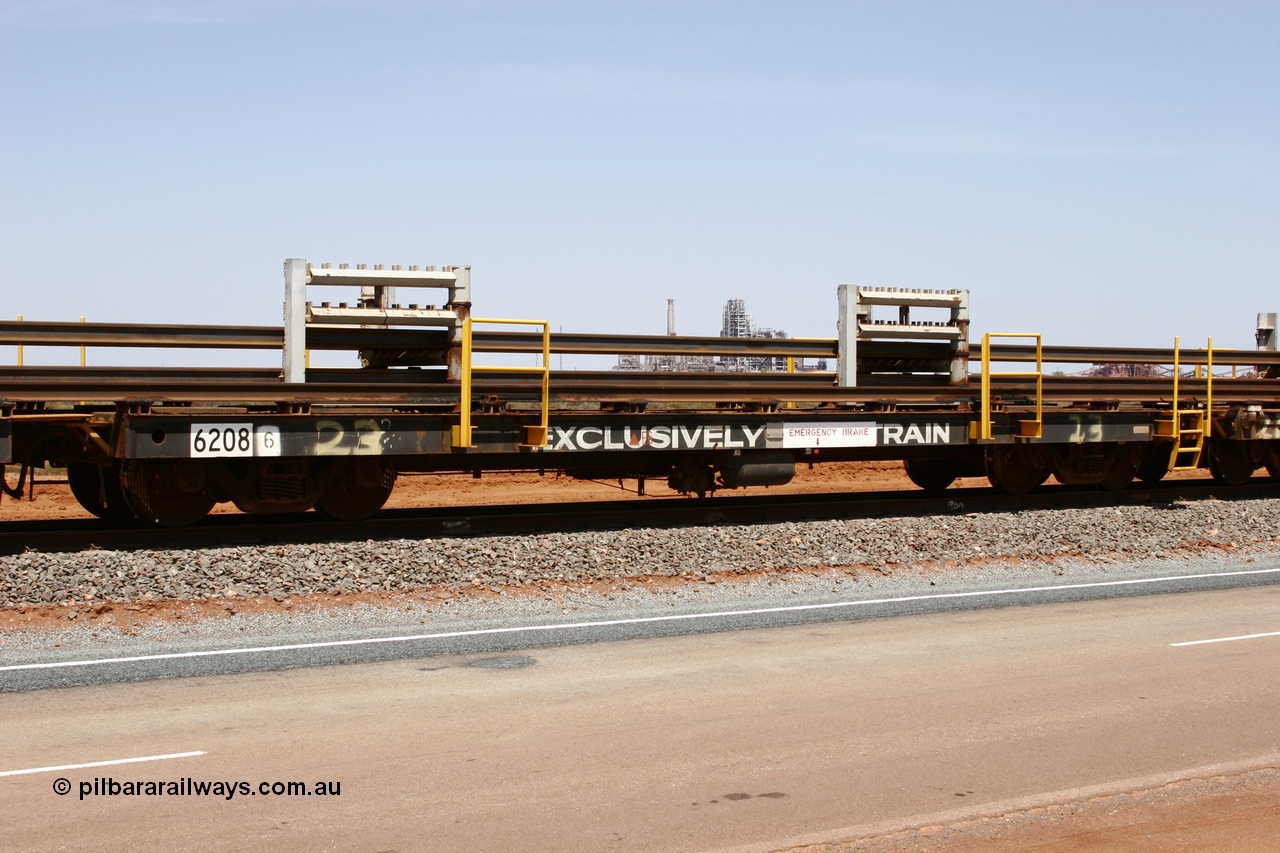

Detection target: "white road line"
[2, 567, 1277, 674]
[0, 751, 205, 777]
[1171, 630, 1280, 647]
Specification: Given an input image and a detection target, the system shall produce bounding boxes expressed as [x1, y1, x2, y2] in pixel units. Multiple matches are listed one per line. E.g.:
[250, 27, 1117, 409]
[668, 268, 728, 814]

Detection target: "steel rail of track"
[3, 320, 1278, 366]
[2, 479, 1278, 557]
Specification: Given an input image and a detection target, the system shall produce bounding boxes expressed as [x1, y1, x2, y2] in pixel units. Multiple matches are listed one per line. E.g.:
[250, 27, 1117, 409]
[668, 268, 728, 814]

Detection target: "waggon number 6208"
[190, 424, 281, 458]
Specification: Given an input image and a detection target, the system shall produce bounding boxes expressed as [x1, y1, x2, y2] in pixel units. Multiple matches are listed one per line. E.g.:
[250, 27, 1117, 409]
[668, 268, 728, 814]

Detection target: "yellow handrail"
[1165, 336, 1213, 471]
[1172, 335, 1180, 413]
[785, 356, 796, 408]
[452, 316, 551, 449]
[1207, 336, 1213, 421]
[978, 332, 1042, 441]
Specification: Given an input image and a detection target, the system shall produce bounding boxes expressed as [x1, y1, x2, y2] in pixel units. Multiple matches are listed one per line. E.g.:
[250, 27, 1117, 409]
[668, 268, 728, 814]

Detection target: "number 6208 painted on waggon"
[190, 424, 282, 458]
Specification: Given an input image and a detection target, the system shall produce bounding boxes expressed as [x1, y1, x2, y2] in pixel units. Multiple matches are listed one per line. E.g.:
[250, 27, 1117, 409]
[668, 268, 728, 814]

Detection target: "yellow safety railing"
[785, 355, 796, 408]
[1159, 337, 1212, 471]
[1207, 336, 1214, 417]
[976, 332, 1042, 441]
[451, 317, 551, 449]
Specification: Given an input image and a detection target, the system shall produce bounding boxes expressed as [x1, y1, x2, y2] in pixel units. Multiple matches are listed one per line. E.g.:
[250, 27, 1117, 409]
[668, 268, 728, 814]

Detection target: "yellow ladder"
[451, 317, 551, 449]
[974, 332, 1043, 441]
[1157, 337, 1212, 471]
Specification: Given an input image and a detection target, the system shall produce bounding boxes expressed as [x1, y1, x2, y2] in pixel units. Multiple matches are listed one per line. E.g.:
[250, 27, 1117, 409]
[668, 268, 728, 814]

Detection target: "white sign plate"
[781, 422, 877, 448]
[190, 423, 283, 458]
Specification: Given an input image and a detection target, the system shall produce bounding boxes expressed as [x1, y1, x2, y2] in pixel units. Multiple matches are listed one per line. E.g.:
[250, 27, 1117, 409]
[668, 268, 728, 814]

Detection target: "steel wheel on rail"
[984, 445, 1050, 496]
[314, 458, 396, 522]
[903, 458, 957, 493]
[1136, 446, 1172, 485]
[1207, 441, 1257, 486]
[1266, 451, 1280, 480]
[118, 459, 217, 527]
[1097, 443, 1144, 492]
[67, 461, 135, 522]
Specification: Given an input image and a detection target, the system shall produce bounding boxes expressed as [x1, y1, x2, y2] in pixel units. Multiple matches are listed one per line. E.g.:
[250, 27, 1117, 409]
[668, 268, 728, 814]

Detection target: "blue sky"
[2, 1, 1276, 368]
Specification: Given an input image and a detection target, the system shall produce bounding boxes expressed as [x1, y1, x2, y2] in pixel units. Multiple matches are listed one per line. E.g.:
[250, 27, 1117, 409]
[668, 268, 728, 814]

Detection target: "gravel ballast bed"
[2, 499, 1277, 609]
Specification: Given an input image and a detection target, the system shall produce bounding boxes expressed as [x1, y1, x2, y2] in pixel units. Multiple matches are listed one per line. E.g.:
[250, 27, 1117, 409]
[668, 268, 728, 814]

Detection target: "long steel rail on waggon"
[0, 371, 1267, 405]
[1, 321, 1276, 405]
[2, 478, 1277, 557]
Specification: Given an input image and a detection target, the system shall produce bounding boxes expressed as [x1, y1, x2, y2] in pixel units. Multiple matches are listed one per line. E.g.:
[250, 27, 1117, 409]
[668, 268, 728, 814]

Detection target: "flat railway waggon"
[3, 260, 1280, 526]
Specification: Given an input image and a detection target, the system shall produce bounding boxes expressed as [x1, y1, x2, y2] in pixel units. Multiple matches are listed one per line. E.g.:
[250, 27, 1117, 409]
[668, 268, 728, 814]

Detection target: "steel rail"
[2, 374, 1277, 406]
[1, 366, 1267, 388]
[999, 343, 1270, 367]
[474, 331, 838, 357]
[4, 320, 1278, 366]
[0, 321, 283, 349]
[1, 478, 1276, 557]
[0, 366, 283, 382]
[0, 322, 834, 358]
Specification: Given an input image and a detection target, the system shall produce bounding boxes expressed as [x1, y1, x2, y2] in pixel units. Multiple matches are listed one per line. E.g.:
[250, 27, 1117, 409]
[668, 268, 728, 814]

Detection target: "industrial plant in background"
[614, 299, 828, 373]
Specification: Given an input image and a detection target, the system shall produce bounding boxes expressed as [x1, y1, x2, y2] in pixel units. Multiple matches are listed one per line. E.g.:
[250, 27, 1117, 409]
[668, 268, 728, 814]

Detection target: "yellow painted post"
[79, 316, 86, 366]
[1033, 336, 1042, 437]
[452, 317, 475, 448]
[786, 356, 796, 408]
[1206, 337, 1213, 419]
[977, 332, 1042, 441]
[980, 334, 992, 440]
[1168, 337, 1181, 471]
[450, 317, 552, 448]
[538, 321, 551, 446]
[16, 315, 22, 366]
[1172, 336, 1180, 406]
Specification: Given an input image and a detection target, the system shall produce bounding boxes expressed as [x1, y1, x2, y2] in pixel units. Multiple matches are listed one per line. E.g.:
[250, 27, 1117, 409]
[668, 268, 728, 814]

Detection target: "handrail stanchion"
[1207, 337, 1214, 421]
[976, 332, 1042, 442]
[1163, 336, 1209, 472]
[452, 317, 551, 449]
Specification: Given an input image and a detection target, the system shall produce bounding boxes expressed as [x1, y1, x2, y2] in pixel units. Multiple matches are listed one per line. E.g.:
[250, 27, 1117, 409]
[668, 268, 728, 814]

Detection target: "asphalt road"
[3, 583, 1278, 852]
[4, 562, 1280, 692]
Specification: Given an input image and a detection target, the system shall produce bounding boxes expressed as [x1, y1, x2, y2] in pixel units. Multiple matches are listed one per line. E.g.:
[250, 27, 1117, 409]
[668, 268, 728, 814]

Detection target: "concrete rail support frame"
[283, 258, 308, 384]
[836, 284, 970, 387]
[1258, 313, 1277, 352]
[837, 284, 858, 387]
[282, 259, 473, 384]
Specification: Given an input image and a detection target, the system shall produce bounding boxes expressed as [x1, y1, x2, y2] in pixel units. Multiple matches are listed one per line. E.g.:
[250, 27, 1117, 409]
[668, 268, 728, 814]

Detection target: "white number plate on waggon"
[190, 423, 282, 458]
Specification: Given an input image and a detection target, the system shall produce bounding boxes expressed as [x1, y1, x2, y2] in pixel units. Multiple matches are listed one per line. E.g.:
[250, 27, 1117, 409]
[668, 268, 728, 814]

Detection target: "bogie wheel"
[1136, 446, 1172, 485]
[315, 459, 396, 522]
[1208, 441, 1256, 486]
[1098, 444, 1144, 492]
[985, 445, 1051, 496]
[903, 458, 957, 493]
[119, 459, 217, 527]
[67, 462, 135, 522]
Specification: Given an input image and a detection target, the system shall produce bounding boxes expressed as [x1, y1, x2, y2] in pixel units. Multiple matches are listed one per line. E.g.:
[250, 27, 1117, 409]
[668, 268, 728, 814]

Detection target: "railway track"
[4, 479, 1278, 557]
